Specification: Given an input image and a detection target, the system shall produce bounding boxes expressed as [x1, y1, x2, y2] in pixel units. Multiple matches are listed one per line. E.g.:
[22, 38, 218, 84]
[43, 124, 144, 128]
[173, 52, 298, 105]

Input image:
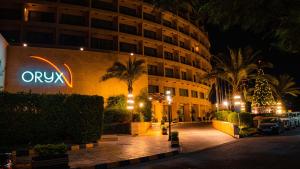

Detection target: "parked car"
[257, 117, 284, 134]
[0, 153, 13, 169]
[287, 112, 300, 127]
[279, 114, 296, 129]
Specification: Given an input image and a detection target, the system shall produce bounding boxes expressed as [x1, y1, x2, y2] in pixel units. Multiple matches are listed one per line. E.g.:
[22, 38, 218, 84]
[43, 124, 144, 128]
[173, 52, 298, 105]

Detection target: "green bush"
[239, 127, 257, 137]
[0, 92, 104, 147]
[34, 144, 67, 157]
[240, 113, 253, 127]
[215, 110, 233, 121]
[227, 112, 238, 124]
[103, 123, 131, 134]
[215, 110, 253, 127]
[103, 108, 130, 123]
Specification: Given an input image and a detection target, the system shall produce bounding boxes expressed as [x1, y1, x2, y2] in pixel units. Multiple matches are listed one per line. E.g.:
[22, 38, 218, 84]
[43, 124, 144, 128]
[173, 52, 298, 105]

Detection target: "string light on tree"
[252, 68, 276, 114]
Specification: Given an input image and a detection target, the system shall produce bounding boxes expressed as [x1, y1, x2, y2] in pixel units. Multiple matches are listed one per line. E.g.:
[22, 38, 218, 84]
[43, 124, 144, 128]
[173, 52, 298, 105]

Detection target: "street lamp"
[233, 95, 241, 127]
[127, 93, 134, 121]
[166, 90, 172, 141]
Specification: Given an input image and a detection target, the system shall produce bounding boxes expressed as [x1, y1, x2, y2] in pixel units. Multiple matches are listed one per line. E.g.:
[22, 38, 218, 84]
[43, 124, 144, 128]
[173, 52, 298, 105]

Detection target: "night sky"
[207, 25, 300, 110]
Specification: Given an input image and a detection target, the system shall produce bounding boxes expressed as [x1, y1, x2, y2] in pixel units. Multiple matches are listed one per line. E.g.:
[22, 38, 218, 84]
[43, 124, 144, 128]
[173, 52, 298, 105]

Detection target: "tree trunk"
[128, 80, 133, 94]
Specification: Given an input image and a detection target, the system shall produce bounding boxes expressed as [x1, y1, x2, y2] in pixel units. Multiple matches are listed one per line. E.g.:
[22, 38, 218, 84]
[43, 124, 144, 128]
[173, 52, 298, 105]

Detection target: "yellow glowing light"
[233, 95, 241, 99]
[30, 56, 73, 88]
[148, 96, 152, 100]
[127, 106, 134, 110]
[23, 43, 28, 47]
[195, 46, 199, 52]
[139, 102, 144, 108]
[234, 101, 241, 105]
[128, 93, 133, 98]
[127, 100, 134, 104]
[130, 53, 134, 56]
[80, 47, 84, 51]
[223, 101, 228, 106]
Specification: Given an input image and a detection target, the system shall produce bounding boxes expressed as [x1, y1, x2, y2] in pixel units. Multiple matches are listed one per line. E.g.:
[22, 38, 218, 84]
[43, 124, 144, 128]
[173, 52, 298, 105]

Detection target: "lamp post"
[166, 90, 172, 141]
[233, 95, 241, 127]
[127, 93, 134, 121]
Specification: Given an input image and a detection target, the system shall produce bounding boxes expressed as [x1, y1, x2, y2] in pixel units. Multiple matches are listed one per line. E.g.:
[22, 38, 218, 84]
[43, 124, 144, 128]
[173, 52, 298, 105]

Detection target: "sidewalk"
[69, 134, 176, 168]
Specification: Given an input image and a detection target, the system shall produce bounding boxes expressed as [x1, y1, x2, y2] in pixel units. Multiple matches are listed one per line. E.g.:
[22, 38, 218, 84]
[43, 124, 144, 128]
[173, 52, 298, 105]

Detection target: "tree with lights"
[252, 68, 276, 113]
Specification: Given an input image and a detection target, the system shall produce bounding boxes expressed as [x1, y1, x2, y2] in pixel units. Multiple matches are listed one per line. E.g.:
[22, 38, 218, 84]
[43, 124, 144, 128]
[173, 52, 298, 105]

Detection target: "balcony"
[91, 19, 117, 31]
[60, 14, 87, 26]
[179, 42, 190, 50]
[92, 0, 117, 11]
[180, 57, 192, 65]
[144, 29, 157, 40]
[120, 6, 139, 18]
[162, 20, 176, 29]
[191, 33, 198, 41]
[143, 12, 160, 24]
[119, 24, 137, 35]
[120, 42, 137, 53]
[179, 27, 189, 36]
[163, 36, 177, 45]
[144, 47, 160, 58]
[28, 11, 55, 23]
[60, 0, 89, 6]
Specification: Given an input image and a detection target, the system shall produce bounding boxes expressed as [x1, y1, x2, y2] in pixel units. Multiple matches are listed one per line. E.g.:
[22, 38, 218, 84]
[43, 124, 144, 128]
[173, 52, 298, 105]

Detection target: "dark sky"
[207, 25, 300, 83]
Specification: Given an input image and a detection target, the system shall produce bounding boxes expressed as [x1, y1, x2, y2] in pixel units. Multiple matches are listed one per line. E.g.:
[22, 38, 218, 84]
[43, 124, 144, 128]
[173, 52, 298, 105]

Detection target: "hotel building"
[0, 0, 212, 122]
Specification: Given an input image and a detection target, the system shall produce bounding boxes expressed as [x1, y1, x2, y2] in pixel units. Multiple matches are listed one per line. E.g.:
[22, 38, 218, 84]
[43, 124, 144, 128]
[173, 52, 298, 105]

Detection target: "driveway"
[69, 123, 235, 168]
[120, 127, 300, 169]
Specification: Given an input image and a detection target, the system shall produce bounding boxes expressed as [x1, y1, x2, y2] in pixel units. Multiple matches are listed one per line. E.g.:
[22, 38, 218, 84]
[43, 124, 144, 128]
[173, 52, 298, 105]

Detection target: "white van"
[287, 112, 300, 127]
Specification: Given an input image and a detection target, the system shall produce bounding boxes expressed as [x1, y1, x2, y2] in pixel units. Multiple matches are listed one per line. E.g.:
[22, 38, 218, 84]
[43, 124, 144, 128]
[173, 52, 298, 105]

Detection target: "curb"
[12, 143, 98, 157]
[71, 150, 180, 169]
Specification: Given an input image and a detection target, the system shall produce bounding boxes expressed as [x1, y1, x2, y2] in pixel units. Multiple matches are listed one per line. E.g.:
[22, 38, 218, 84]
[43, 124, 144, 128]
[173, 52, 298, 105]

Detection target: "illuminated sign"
[21, 56, 73, 88]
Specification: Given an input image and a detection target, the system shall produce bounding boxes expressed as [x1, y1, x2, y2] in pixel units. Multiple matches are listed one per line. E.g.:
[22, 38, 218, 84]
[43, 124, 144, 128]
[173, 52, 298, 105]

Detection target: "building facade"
[0, 0, 212, 122]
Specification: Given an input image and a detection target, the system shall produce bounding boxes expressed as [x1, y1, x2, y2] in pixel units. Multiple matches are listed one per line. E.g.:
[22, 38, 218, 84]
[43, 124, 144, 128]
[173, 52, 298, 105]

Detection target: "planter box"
[171, 140, 180, 147]
[212, 120, 239, 138]
[162, 128, 168, 135]
[31, 154, 69, 169]
[131, 122, 151, 136]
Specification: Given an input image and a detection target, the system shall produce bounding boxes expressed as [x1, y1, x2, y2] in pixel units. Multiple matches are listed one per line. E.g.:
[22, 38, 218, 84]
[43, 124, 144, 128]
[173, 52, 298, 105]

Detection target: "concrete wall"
[0, 34, 8, 90]
[212, 120, 239, 137]
[4, 46, 148, 100]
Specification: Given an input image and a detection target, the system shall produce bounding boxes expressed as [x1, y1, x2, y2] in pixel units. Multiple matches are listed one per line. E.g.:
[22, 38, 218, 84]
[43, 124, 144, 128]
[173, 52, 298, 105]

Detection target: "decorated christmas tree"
[252, 68, 276, 113]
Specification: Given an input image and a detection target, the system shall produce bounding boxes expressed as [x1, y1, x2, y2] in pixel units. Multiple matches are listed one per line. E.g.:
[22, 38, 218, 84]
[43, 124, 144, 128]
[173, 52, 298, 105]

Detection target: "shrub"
[0, 92, 104, 146]
[215, 110, 233, 121]
[103, 123, 131, 134]
[103, 108, 130, 124]
[34, 144, 67, 157]
[240, 113, 253, 127]
[215, 110, 253, 127]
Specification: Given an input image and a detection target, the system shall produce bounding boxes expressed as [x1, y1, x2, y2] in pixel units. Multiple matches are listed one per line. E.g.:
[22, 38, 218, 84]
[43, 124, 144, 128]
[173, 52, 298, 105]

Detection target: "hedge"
[215, 110, 253, 127]
[103, 108, 131, 134]
[0, 92, 104, 147]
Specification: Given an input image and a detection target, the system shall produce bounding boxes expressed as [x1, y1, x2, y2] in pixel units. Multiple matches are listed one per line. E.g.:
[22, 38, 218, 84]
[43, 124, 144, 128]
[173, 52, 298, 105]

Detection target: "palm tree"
[212, 48, 270, 95]
[269, 74, 300, 104]
[102, 56, 146, 94]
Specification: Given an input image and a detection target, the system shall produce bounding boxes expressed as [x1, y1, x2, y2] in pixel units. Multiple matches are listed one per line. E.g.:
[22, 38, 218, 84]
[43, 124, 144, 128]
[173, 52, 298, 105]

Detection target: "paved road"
[120, 128, 300, 169]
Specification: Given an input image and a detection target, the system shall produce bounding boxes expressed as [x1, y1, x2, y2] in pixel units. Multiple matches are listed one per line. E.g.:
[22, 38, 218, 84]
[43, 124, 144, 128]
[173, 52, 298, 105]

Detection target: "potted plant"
[161, 125, 168, 135]
[171, 131, 180, 147]
[32, 144, 69, 169]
